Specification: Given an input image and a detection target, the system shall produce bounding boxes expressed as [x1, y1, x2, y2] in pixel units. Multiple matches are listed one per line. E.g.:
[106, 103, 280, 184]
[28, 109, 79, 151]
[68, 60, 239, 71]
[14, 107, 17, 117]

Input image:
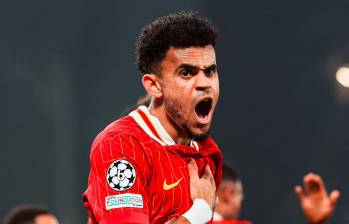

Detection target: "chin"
[188, 129, 210, 141]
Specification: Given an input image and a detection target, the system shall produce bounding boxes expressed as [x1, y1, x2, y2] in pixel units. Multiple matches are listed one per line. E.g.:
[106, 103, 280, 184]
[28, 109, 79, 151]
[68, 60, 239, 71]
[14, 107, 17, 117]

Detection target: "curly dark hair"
[136, 11, 218, 74]
[222, 164, 240, 183]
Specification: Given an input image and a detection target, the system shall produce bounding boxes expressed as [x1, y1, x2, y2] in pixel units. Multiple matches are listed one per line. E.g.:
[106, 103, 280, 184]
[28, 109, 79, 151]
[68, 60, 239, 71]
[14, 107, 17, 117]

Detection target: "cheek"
[163, 79, 185, 95]
[168, 82, 193, 103]
[231, 194, 243, 207]
[215, 77, 220, 97]
[162, 78, 196, 117]
[162, 86, 187, 119]
[212, 84, 220, 108]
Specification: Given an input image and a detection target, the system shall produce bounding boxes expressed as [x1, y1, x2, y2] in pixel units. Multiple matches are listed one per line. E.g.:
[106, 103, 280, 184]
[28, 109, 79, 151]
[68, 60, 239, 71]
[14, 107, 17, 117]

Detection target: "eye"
[204, 67, 217, 77]
[180, 68, 196, 77]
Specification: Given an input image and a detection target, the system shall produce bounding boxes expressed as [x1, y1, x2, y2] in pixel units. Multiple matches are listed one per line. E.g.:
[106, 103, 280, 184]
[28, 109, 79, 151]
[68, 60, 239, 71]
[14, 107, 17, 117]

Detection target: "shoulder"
[93, 116, 141, 143]
[89, 115, 152, 164]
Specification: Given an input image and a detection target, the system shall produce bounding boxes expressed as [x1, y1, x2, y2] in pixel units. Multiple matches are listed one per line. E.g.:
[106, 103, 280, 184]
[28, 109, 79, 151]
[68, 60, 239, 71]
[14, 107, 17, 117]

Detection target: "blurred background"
[1, 0, 349, 223]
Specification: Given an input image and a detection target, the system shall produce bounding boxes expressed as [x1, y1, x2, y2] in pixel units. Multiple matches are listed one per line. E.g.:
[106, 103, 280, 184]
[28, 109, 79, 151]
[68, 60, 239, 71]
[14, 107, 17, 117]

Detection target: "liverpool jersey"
[83, 106, 223, 224]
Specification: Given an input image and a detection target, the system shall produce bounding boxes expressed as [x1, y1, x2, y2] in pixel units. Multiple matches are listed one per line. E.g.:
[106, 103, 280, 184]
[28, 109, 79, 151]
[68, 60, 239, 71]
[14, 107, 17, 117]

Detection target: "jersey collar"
[129, 106, 199, 150]
[129, 106, 175, 146]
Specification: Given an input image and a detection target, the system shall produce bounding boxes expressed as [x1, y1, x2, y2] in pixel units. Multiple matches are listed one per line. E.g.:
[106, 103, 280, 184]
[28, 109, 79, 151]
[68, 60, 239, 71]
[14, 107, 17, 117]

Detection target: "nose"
[195, 71, 212, 92]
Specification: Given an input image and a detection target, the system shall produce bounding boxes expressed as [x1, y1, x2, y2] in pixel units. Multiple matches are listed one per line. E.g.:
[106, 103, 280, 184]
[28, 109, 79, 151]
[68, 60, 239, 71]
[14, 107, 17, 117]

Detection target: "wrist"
[182, 199, 213, 224]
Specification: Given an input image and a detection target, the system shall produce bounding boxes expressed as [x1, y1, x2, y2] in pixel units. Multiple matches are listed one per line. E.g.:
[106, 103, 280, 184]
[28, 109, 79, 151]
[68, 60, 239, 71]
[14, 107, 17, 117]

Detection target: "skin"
[295, 173, 340, 224]
[34, 214, 59, 224]
[143, 45, 218, 223]
[187, 159, 217, 208]
[169, 160, 216, 224]
[215, 180, 244, 220]
[142, 45, 219, 145]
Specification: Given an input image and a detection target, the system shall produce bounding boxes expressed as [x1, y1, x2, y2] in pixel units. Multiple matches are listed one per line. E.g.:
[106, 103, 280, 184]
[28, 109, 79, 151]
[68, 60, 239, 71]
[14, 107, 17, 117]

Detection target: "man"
[83, 12, 222, 224]
[4, 204, 59, 224]
[212, 164, 251, 224]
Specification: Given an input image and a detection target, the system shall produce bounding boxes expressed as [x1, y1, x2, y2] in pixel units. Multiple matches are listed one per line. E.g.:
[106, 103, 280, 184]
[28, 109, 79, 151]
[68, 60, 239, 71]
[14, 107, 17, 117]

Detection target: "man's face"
[158, 45, 219, 139]
[218, 180, 244, 220]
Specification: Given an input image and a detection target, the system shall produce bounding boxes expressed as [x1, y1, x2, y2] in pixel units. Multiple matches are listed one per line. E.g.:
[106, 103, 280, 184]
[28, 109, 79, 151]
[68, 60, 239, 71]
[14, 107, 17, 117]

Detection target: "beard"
[189, 131, 209, 142]
[187, 127, 209, 141]
[163, 92, 210, 142]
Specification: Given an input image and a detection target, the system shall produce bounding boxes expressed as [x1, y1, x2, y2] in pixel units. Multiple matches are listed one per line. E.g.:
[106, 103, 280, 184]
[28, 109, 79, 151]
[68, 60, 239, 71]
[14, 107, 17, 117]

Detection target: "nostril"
[196, 86, 211, 92]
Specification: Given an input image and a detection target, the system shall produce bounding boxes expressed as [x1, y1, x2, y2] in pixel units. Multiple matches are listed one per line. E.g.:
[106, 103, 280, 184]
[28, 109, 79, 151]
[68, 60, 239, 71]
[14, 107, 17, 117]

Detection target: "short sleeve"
[83, 133, 152, 224]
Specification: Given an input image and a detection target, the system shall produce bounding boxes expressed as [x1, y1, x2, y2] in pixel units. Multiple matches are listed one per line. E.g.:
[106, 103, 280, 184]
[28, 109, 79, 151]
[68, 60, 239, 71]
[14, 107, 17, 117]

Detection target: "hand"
[187, 159, 216, 209]
[295, 173, 340, 224]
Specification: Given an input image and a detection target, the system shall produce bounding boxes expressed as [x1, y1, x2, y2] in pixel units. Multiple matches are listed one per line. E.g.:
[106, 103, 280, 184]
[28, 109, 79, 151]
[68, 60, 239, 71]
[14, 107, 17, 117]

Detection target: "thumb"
[202, 164, 215, 189]
[295, 185, 305, 202]
[202, 164, 213, 179]
[329, 190, 340, 207]
[187, 159, 199, 180]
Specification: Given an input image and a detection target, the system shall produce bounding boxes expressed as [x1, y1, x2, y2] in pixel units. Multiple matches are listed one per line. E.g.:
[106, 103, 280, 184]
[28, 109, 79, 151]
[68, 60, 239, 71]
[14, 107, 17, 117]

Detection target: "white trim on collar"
[129, 106, 175, 146]
[129, 106, 199, 150]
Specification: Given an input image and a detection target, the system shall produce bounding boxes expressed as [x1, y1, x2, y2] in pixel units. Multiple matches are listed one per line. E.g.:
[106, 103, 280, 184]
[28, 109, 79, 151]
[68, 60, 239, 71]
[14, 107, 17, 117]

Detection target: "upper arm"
[84, 133, 151, 224]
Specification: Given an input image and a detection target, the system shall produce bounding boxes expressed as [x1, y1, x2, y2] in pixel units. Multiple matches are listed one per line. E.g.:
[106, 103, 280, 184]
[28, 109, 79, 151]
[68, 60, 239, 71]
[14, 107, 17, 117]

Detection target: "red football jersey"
[83, 106, 223, 224]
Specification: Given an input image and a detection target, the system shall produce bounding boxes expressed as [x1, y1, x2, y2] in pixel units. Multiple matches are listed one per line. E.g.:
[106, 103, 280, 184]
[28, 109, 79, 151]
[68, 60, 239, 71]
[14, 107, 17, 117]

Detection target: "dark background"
[1, 1, 349, 223]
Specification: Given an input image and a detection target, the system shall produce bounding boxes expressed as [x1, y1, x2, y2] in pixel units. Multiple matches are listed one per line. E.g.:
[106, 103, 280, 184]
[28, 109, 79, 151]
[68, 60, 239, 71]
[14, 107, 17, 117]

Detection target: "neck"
[148, 101, 190, 145]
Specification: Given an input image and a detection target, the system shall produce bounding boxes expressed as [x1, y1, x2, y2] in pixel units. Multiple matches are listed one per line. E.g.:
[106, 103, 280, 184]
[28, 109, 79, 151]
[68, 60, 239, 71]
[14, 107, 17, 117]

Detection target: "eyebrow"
[175, 63, 217, 73]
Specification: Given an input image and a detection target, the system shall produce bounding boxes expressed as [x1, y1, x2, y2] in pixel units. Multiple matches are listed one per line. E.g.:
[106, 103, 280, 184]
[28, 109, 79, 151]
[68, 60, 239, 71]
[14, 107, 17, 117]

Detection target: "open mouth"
[195, 98, 212, 120]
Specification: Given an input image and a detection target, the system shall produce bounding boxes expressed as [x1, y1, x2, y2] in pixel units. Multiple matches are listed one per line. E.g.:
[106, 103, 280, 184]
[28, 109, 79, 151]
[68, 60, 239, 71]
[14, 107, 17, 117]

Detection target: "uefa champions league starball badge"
[107, 159, 136, 191]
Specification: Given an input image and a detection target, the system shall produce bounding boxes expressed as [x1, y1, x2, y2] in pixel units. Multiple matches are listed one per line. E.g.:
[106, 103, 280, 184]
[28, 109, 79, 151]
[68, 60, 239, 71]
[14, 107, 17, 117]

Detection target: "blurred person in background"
[212, 164, 251, 224]
[3, 204, 59, 224]
[212, 168, 340, 224]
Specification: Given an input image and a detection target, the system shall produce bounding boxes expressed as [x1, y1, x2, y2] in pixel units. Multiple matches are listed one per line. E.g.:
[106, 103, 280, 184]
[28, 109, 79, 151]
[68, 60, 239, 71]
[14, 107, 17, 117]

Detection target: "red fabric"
[99, 213, 149, 224]
[83, 115, 223, 224]
[136, 109, 163, 141]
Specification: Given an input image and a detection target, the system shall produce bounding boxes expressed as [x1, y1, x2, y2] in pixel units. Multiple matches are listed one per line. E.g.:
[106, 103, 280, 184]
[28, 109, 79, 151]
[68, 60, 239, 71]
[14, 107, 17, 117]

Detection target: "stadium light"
[336, 66, 349, 88]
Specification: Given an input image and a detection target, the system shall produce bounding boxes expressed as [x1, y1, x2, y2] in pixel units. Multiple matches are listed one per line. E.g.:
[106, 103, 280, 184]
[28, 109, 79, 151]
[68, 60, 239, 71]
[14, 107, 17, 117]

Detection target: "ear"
[142, 74, 162, 98]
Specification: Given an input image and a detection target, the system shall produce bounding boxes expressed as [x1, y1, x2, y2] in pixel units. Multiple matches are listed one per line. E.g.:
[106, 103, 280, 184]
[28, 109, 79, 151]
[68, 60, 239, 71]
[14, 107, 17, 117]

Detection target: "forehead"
[162, 45, 216, 68]
[222, 180, 243, 192]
